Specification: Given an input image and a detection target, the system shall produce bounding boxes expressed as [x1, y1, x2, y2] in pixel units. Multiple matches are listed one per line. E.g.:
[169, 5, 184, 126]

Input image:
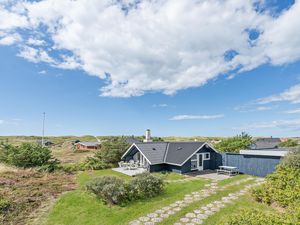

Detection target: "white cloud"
[0, 33, 21, 45]
[39, 70, 47, 74]
[235, 105, 275, 112]
[238, 119, 300, 130]
[170, 114, 224, 121]
[1, 1, 300, 97]
[257, 84, 300, 104]
[283, 108, 300, 114]
[27, 38, 46, 46]
[0, 120, 3, 124]
[153, 103, 168, 108]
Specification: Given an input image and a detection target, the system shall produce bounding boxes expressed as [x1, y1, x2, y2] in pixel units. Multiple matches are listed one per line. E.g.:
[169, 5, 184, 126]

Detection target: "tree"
[84, 137, 129, 169]
[214, 132, 253, 153]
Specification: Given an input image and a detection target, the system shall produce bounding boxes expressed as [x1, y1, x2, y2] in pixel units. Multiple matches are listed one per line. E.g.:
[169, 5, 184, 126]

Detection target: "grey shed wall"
[221, 153, 282, 177]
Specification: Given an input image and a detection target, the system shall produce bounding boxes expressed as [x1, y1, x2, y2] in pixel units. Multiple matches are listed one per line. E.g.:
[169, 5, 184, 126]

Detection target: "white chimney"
[144, 129, 153, 142]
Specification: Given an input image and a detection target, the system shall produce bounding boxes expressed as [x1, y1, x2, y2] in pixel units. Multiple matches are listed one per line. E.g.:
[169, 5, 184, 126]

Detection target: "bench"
[217, 166, 239, 176]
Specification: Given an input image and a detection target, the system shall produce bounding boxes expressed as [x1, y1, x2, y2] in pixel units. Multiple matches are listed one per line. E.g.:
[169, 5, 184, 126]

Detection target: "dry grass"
[0, 166, 76, 225]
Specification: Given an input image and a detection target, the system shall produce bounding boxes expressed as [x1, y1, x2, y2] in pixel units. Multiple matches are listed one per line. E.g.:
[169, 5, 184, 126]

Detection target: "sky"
[0, 0, 300, 137]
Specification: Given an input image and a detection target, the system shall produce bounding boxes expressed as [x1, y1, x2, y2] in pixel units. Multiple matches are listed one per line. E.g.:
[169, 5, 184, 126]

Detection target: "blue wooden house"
[121, 141, 220, 173]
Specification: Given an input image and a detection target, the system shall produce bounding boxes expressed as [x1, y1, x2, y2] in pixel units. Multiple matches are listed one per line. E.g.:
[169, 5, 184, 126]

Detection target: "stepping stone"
[186, 213, 196, 218]
[185, 194, 192, 198]
[167, 210, 175, 215]
[179, 203, 187, 208]
[204, 210, 214, 215]
[144, 222, 155, 225]
[160, 214, 169, 218]
[184, 199, 194, 204]
[191, 218, 203, 224]
[139, 216, 149, 222]
[147, 213, 157, 218]
[170, 203, 178, 207]
[174, 223, 183, 225]
[214, 201, 222, 204]
[207, 203, 214, 208]
[211, 207, 220, 212]
[186, 223, 196, 225]
[129, 220, 141, 225]
[180, 217, 190, 223]
[154, 209, 164, 214]
[162, 206, 171, 211]
[192, 192, 199, 195]
[174, 207, 182, 211]
[151, 217, 162, 223]
[176, 201, 184, 204]
[193, 209, 202, 214]
[197, 214, 208, 219]
[201, 206, 209, 210]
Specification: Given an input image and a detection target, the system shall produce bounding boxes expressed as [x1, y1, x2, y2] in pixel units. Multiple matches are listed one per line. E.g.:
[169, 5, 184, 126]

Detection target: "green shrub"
[214, 132, 253, 153]
[279, 139, 298, 148]
[0, 143, 53, 168]
[225, 209, 284, 225]
[86, 176, 127, 205]
[86, 173, 165, 205]
[38, 158, 61, 172]
[0, 196, 10, 213]
[61, 162, 86, 172]
[251, 148, 300, 207]
[129, 172, 164, 198]
[83, 137, 129, 170]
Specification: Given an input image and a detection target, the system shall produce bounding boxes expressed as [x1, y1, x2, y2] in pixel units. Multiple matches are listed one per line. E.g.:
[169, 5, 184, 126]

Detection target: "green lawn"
[44, 171, 275, 225]
[46, 170, 209, 225]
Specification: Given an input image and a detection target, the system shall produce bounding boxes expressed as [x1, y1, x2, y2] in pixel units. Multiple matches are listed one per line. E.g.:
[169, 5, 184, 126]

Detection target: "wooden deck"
[112, 167, 147, 176]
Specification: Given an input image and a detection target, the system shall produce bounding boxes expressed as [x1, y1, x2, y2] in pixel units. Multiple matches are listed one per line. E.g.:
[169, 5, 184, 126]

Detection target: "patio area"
[112, 167, 147, 176]
[186, 170, 231, 181]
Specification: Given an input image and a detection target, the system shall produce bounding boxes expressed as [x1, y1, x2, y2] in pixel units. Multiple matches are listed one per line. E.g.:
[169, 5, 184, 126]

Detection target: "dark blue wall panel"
[221, 153, 282, 177]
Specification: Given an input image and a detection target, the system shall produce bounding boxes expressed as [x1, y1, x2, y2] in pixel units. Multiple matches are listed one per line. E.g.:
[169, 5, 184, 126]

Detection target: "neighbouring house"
[37, 140, 54, 146]
[76, 142, 100, 150]
[250, 137, 281, 150]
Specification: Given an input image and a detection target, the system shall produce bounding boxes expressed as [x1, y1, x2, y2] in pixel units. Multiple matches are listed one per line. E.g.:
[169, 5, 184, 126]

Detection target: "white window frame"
[204, 153, 210, 160]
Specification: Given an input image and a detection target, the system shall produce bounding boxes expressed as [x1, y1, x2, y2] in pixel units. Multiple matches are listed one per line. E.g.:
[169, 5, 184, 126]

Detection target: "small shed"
[221, 148, 289, 177]
[76, 142, 100, 150]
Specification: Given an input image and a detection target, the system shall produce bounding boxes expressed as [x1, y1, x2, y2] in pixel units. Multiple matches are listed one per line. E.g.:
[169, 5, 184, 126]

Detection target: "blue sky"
[0, 0, 300, 137]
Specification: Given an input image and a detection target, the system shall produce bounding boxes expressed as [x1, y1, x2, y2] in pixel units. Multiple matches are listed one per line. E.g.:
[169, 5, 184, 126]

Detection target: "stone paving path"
[128, 177, 255, 225]
[173, 178, 264, 225]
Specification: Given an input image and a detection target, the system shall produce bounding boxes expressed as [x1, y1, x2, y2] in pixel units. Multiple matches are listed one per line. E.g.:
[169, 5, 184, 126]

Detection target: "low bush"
[86, 173, 164, 205]
[279, 139, 298, 147]
[251, 148, 300, 207]
[129, 172, 164, 199]
[86, 176, 127, 205]
[0, 196, 10, 213]
[226, 209, 284, 225]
